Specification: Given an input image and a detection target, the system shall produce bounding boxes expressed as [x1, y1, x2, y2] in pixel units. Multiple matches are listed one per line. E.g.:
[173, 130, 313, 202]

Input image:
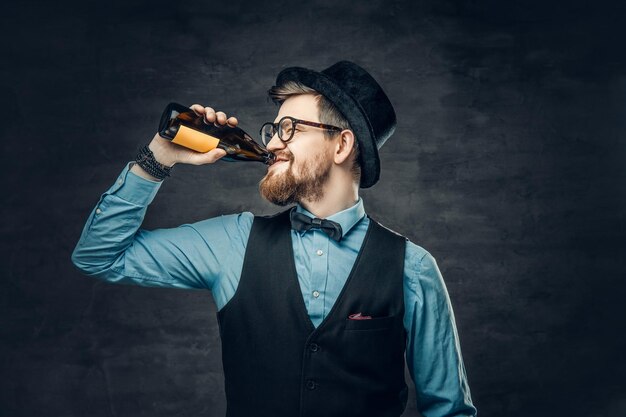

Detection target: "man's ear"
[334, 130, 356, 165]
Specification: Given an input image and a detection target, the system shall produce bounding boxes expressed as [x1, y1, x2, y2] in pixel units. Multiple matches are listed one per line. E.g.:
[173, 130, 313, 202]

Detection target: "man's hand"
[149, 104, 240, 167]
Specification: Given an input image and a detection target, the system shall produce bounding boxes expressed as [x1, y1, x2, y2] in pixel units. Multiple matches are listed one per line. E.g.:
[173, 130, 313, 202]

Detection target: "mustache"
[273, 151, 294, 162]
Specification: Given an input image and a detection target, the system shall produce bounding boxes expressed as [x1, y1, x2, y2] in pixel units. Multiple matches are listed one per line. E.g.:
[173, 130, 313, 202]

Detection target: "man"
[72, 60, 477, 417]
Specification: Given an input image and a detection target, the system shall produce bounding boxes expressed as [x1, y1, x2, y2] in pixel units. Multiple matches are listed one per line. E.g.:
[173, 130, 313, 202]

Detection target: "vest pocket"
[344, 314, 396, 331]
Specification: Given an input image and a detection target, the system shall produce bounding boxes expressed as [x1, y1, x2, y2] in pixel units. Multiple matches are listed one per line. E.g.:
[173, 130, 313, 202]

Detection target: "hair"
[267, 81, 361, 184]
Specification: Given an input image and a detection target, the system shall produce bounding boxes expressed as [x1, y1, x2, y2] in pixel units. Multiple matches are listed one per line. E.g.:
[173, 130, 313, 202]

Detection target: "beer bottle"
[158, 102, 275, 164]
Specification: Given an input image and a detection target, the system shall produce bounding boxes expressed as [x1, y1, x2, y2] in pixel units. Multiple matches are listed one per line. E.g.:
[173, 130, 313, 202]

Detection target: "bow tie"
[290, 210, 343, 242]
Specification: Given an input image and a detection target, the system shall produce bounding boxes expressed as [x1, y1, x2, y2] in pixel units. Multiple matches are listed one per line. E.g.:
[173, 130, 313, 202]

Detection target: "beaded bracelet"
[134, 144, 173, 180]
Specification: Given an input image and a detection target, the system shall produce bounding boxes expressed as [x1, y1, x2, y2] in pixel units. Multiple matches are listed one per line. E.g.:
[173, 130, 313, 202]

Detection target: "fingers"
[190, 104, 205, 116]
[215, 111, 227, 126]
[189, 104, 238, 128]
[204, 107, 216, 125]
[181, 147, 227, 166]
[199, 148, 227, 165]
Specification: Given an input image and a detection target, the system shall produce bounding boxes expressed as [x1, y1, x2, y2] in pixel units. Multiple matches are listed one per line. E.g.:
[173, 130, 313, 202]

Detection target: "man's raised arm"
[71, 105, 239, 291]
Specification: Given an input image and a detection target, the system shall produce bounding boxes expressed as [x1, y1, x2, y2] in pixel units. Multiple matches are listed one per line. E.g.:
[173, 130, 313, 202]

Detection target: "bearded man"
[72, 60, 477, 417]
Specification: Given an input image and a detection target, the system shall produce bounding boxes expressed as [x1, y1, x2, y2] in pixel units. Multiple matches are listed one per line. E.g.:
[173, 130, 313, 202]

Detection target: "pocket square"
[348, 312, 372, 320]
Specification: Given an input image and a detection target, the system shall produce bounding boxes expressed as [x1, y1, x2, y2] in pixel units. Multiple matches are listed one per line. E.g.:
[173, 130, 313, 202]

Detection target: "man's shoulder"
[185, 211, 255, 236]
[191, 208, 295, 233]
[367, 217, 432, 263]
[404, 239, 431, 265]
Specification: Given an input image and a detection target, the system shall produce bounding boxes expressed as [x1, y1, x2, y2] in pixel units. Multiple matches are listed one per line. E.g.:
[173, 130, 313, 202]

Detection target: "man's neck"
[299, 179, 359, 219]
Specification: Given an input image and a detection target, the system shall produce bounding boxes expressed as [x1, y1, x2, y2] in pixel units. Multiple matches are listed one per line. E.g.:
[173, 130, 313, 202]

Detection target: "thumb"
[187, 148, 228, 165]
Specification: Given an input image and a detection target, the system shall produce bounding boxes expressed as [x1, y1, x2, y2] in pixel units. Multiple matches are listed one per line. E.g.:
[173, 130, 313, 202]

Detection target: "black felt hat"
[275, 60, 396, 188]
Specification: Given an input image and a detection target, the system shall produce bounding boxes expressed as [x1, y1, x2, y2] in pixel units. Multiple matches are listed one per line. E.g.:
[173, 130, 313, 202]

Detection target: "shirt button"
[306, 380, 316, 390]
[312, 290, 320, 298]
[316, 249, 324, 256]
[309, 343, 319, 352]
[95, 208, 102, 214]
[117, 179, 123, 184]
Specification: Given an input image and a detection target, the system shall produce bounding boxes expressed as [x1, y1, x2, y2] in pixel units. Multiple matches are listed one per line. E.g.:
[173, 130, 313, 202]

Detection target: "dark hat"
[275, 60, 396, 188]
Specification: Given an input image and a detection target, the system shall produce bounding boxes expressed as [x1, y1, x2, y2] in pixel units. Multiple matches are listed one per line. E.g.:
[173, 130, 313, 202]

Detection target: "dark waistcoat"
[216, 209, 408, 417]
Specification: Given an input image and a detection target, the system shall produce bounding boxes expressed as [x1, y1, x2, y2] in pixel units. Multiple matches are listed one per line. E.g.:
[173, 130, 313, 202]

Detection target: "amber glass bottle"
[158, 102, 275, 164]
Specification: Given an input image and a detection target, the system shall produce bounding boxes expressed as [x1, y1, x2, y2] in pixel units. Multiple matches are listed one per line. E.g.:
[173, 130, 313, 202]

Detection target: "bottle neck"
[264, 152, 276, 165]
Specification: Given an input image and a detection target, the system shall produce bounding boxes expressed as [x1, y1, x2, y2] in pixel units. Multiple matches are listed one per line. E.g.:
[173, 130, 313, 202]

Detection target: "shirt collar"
[295, 198, 366, 239]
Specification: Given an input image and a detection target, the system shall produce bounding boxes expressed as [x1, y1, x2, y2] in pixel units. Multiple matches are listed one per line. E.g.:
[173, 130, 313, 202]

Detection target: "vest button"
[306, 379, 316, 390]
[309, 343, 319, 352]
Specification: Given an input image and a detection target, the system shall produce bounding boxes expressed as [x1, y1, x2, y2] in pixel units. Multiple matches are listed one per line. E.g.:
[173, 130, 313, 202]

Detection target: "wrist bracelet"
[134, 145, 173, 180]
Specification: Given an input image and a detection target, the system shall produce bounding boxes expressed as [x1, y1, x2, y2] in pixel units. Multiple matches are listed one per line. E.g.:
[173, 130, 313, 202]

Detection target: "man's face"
[259, 94, 335, 206]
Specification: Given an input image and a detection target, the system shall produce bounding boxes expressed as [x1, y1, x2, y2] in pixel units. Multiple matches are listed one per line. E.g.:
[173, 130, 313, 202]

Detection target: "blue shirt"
[71, 161, 477, 417]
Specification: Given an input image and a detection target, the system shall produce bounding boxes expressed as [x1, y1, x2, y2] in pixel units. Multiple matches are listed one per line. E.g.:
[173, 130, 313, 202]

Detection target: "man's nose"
[266, 133, 286, 152]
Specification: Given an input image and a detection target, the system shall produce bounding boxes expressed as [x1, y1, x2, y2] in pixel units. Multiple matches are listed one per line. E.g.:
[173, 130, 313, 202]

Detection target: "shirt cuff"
[110, 161, 163, 205]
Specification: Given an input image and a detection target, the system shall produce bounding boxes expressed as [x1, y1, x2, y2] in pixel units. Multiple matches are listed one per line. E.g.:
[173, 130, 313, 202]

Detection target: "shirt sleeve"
[403, 243, 477, 417]
[70, 161, 251, 293]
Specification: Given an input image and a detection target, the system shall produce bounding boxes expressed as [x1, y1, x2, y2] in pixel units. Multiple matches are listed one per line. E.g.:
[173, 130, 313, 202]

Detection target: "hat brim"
[276, 67, 380, 188]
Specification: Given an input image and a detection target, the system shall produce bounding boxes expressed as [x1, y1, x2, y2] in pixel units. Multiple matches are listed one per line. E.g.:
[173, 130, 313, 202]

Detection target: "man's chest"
[290, 228, 367, 327]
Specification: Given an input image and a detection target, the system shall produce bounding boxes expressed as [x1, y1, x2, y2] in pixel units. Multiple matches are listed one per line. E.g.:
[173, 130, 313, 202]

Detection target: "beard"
[259, 150, 333, 206]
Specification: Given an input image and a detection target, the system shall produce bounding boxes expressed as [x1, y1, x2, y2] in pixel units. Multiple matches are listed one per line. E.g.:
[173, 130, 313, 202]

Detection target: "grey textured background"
[1, 0, 625, 416]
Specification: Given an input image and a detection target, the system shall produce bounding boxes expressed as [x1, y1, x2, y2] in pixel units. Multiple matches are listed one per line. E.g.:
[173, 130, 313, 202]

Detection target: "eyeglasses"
[259, 116, 343, 146]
